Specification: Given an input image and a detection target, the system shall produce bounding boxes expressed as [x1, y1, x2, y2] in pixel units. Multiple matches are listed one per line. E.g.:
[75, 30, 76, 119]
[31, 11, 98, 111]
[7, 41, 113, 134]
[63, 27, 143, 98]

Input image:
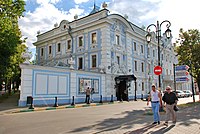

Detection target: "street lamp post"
[146, 20, 171, 90]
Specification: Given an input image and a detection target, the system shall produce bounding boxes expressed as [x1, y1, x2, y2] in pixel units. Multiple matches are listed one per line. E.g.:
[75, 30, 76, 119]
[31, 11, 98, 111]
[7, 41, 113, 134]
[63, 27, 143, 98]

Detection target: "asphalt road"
[0, 96, 199, 134]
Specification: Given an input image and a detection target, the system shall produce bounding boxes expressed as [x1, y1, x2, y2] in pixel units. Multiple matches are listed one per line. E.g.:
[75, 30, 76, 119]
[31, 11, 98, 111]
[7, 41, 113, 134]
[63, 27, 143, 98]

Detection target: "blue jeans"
[151, 102, 160, 122]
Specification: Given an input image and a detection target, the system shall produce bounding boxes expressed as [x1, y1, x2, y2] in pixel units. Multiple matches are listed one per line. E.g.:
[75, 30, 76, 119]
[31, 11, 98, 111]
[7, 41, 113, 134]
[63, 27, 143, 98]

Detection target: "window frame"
[91, 54, 97, 68]
[134, 60, 137, 71]
[57, 43, 61, 52]
[41, 48, 44, 56]
[91, 32, 97, 44]
[134, 42, 137, 51]
[67, 39, 71, 50]
[78, 36, 83, 47]
[48, 45, 52, 55]
[78, 57, 83, 70]
[116, 34, 120, 45]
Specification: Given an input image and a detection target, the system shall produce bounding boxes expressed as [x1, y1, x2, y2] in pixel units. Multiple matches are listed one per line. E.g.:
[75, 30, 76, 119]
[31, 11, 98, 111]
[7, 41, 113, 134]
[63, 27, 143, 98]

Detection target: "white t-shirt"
[151, 90, 159, 102]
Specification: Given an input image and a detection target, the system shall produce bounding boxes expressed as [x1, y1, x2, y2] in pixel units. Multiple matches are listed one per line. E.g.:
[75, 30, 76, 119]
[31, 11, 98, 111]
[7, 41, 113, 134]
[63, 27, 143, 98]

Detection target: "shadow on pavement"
[68, 102, 200, 134]
[68, 109, 153, 133]
[124, 124, 156, 134]
[0, 91, 19, 111]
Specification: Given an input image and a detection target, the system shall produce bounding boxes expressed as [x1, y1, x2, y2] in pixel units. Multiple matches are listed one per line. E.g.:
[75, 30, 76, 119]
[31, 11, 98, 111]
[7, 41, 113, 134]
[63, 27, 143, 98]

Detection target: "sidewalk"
[125, 102, 200, 134]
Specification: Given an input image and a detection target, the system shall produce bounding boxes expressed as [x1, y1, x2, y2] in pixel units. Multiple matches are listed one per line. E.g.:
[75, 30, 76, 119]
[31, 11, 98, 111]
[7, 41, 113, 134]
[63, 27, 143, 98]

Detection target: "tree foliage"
[0, 0, 25, 91]
[176, 28, 200, 91]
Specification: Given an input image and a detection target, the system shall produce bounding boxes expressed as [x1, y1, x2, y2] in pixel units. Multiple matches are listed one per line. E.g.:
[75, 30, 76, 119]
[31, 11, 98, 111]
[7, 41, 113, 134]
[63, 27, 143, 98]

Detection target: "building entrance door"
[116, 80, 128, 101]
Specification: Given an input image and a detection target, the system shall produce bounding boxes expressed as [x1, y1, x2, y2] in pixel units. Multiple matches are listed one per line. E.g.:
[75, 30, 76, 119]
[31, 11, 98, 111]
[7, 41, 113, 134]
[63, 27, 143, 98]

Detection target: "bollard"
[141, 94, 143, 100]
[99, 95, 103, 103]
[53, 97, 58, 107]
[71, 96, 75, 106]
[29, 96, 34, 109]
[110, 95, 114, 102]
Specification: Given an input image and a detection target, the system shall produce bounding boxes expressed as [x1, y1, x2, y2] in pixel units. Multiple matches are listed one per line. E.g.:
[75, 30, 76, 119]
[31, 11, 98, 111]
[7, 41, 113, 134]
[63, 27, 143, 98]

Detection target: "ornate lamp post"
[146, 20, 171, 89]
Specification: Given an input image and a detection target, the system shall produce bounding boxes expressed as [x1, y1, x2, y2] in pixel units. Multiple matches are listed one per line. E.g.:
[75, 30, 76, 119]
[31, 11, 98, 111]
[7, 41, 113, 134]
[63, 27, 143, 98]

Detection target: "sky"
[18, 0, 200, 60]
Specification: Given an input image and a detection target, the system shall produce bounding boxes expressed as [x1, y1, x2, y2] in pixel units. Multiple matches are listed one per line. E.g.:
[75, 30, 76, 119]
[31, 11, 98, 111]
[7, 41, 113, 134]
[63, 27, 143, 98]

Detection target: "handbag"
[174, 105, 179, 111]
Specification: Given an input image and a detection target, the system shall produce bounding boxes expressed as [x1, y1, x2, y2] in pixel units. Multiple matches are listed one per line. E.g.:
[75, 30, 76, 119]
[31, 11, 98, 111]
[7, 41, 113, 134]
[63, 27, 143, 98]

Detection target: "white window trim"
[48, 45, 52, 55]
[78, 35, 84, 48]
[90, 53, 98, 68]
[91, 32, 97, 44]
[134, 42, 137, 51]
[57, 42, 61, 54]
[134, 60, 137, 71]
[40, 48, 44, 57]
[77, 56, 84, 70]
[141, 44, 144, 54]
[66, 39, 72, 51]
[115, 34, 120, 45]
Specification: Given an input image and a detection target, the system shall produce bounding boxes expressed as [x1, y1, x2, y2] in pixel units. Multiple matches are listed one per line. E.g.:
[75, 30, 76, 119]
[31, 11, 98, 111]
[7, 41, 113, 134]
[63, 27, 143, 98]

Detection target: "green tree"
[0, 0, 25, 91]
[176, 28, 200, 93]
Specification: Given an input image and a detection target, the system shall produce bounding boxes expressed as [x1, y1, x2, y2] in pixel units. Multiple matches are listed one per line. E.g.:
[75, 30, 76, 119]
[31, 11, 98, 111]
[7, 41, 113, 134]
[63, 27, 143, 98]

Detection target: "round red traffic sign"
[154, 66, 162, 75]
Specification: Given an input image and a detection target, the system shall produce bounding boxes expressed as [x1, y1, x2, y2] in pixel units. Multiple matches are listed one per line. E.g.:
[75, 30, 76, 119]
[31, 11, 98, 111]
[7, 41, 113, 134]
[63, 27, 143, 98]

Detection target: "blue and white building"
[19, 4, 177, 106]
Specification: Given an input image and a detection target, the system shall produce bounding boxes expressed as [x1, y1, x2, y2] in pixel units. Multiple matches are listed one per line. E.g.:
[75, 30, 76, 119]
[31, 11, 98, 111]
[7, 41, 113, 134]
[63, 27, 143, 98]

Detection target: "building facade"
[22, 6, 177, 106]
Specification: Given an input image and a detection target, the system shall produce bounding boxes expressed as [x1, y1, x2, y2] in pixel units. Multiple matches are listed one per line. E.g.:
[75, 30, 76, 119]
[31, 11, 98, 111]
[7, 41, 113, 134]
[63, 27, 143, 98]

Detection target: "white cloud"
[108, 0, 160, 26]
[74, 0, 90, 4]
[19, 2, 84, 50]
[108, 0, 200, 42]
[36, 0, 62, 5]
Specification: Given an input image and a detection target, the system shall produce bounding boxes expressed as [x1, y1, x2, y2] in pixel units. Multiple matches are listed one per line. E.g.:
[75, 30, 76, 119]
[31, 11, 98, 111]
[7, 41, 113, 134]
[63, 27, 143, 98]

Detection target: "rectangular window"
[117, 56, 120, 65]
[92, 33, 97, 44]
[123, 55, 125, 61]
[142, 82, 144, 91]
[92, 55, 97, 68]
[134, 61, 137, 71]
[78, 57, 83, 70]
[153, 50, 155, 57]
[147, 48, 150, 56]
[111, 51, 114, 58]
[49, 46, 52, 54]
[79, 36, 83, 47]
[141, 45, 144, 53]
[57, 43, 61, 52]
[78, 78, 99, 94]
[141, 62, 144, 72]
[67, 40, 71, 50]
[148, 63, 151, 73]
[116, 35, 120, 45]
[41, 48, 44, 56]
[134, 42, 137, 51]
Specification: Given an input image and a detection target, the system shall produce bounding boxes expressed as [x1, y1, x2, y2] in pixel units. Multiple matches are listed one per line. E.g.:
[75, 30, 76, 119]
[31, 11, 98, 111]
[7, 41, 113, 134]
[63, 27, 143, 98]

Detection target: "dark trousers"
[85, 95, 90, 104]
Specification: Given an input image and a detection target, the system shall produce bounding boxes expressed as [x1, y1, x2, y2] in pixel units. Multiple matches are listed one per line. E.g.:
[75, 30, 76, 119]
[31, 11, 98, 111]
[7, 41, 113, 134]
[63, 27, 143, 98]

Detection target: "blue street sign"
[176, 77, 189, 82]
[175, 65, 189, 71]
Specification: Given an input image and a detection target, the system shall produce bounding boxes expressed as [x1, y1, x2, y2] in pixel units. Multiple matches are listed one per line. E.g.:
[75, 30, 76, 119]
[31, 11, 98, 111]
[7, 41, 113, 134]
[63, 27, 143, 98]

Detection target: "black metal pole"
[110, 94, 113, 102]
[134, 81, 137, 101]
[99, 95, 103, 103]
[29, 97, 34, 109]
[53, 97, 58, 107]
[190, 65, 195, 102]
[157, 21, 161, 89]
[71, 96, 75, 106]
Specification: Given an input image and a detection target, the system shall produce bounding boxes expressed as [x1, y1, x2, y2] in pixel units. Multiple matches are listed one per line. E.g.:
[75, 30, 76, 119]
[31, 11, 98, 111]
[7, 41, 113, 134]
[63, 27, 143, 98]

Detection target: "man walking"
[162, 86, 178, 126]
[147, 84, 162, 125]
[85, 87, 91, 104]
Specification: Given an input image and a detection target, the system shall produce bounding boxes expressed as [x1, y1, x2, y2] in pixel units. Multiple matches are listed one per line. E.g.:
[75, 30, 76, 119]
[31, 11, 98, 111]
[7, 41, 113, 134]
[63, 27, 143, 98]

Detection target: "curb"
[12, 102, 115, 114]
